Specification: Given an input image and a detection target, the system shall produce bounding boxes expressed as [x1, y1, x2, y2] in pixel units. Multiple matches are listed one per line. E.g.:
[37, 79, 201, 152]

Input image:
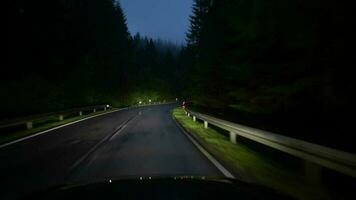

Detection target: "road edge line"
[0, 103, 175, 149]
[172, 115, 235, 178]
[0, 108, 128, 149]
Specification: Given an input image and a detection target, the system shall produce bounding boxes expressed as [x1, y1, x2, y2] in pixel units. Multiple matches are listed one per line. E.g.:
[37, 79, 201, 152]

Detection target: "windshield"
[2, 0, 354, 200]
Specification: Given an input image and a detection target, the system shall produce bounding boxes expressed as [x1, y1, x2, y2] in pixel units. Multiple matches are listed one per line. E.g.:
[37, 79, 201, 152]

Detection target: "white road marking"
[109, 124, 128, 141]
[70, 114, 137, 170]
[70, 133, 113, 170]
[0, 103, 175, 149]
[109, 114, 140, 141]
[173, 118, 235, 178]
[0, 108, 128, 149]
[68, 140, 81, 145]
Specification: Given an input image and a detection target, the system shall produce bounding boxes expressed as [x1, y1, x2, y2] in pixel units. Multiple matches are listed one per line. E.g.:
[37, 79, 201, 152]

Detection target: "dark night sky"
[119, 0, 193, 44]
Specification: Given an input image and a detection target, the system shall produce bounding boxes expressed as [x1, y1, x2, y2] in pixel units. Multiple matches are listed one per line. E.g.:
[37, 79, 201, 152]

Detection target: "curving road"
[0, 104, 222, 200]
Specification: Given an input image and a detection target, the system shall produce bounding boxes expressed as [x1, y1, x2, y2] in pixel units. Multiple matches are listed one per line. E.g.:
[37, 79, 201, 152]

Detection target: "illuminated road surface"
[0, 104, 221, 199]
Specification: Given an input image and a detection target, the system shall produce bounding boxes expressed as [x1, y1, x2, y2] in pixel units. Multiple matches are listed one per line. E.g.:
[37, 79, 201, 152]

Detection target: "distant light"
[149, 99, 152, 103]
[109, 180, 112, 183]
[176, 98, 178, 102]
[139, 101, 142, 104]
[140, 177, 143, 180]
[106, 105, 110, 108]
[149, 177, 152, 180]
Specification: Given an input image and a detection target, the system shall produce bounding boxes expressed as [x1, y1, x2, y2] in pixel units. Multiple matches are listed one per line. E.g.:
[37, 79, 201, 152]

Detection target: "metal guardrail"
[0, 102, 175, 131]
[0, 104, 111, 130]
[186, 109, 356, 179]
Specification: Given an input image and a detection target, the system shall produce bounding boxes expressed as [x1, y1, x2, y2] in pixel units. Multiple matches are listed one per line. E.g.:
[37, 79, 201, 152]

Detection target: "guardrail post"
[193, 116, 196, 122]
[93, 109, 96, 113]
[26, 121, 33, 129]
[204, 121, 208, 129]
[79, 111, 83, 116]
[304, 161, 322, 185]
[187, 113, 190, 117]
[59, 115, 64, 121]
[104, 107, 107, 111]
[230, 131, 237, 144]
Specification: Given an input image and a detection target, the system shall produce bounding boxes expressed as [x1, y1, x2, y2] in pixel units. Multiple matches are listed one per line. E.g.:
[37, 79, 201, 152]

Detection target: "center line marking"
[70, 114, 138, 170]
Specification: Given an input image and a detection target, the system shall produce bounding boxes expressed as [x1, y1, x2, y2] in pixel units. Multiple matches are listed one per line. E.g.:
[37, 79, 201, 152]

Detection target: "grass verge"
[172, 107, 330, 200]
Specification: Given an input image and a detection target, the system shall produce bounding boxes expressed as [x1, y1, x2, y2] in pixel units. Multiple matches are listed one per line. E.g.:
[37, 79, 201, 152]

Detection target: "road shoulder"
[172, 107, 330, 200]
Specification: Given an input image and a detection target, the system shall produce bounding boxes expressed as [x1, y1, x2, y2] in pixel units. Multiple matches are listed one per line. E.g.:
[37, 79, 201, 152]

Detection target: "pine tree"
[186, 0, 211, 47]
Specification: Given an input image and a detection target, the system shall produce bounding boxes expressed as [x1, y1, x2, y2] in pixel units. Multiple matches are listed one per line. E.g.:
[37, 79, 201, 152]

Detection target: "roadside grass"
[172, 107, 329, 200]
[0, 109, 115, 145]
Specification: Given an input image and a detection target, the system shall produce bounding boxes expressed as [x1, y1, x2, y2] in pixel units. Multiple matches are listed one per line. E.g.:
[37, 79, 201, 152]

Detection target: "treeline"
[127, 33, 182, 104]
[3, 0, 180, 119]
[183, 0, 353, 149]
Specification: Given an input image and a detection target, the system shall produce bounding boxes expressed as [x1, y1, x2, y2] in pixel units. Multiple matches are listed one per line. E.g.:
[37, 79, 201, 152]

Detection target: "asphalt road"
[0, 104, 222, 199]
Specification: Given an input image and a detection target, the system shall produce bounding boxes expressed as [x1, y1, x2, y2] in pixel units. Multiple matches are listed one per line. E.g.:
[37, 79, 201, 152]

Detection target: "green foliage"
[173, 107, 330, 200]
[186, 0, 212, 46]
[3, 0, 181, 119]
[183, 0, 351, 116]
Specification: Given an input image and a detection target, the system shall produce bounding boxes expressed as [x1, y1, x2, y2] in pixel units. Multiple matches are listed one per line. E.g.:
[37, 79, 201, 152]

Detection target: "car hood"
[24, 176, 294, 200]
